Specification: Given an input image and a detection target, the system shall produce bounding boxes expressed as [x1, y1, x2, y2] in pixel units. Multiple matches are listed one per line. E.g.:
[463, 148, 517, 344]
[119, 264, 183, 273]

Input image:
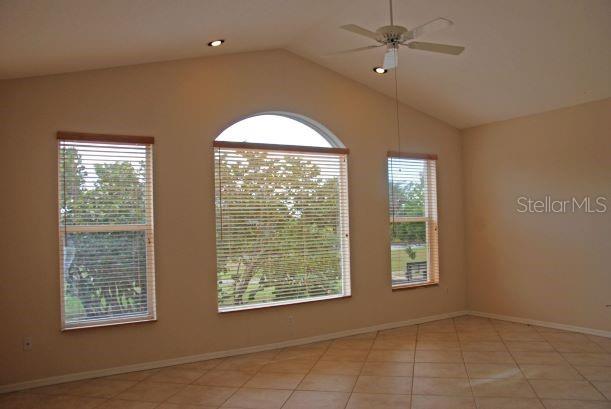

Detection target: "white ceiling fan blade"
[405, 41, 464, 55]
[408, 18, 453, 39]
[340, 24, 380, 41]
[326, 45, 383, 56]
[383, 48, 397, 69]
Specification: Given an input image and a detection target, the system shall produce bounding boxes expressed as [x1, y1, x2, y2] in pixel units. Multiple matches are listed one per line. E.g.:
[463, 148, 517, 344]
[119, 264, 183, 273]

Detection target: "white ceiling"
[1, 0, 610, 128]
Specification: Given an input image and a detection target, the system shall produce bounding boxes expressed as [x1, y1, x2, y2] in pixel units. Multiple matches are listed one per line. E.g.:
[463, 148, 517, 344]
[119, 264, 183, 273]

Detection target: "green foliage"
[389, 178, 425, 218]
[389, 177, 427, 262]
[65, 231, 147, 319]
[216, 151, 343, 307]
[60, 147, 148, 322]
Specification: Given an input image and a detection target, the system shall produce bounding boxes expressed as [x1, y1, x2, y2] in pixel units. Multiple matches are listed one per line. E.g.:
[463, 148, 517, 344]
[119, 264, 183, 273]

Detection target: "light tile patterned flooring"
[2, 315, 611, 408]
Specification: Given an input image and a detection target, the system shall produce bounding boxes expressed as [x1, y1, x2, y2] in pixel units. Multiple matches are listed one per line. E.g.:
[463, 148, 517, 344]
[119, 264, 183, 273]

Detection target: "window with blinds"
[58, 132, 156, 329]
[214, 139, 351, 312]
[387, 153, 439, 288]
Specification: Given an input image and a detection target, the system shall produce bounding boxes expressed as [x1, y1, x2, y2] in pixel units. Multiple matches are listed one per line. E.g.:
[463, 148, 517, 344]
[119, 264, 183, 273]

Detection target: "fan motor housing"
[376, 25, 409, 44]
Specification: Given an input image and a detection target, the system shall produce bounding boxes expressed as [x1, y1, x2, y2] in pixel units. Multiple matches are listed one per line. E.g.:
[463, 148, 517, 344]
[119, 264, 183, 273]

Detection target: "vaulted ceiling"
[1, 0, 610, 128]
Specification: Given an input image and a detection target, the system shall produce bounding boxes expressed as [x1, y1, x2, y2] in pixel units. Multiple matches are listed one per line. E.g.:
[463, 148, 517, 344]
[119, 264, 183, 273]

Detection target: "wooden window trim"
[57, 131, 154, 145]
[387, 151, 437, 160]
[392, 283, 439, 291]
[218, 295, 352, 314]
[62, 318, 157, 332]
[213, 140, 348, 155]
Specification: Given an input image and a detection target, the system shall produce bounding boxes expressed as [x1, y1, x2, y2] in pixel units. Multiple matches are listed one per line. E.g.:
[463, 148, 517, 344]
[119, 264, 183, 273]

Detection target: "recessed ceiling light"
[373, 67, 387, 74]
[208, 39, 225, 47]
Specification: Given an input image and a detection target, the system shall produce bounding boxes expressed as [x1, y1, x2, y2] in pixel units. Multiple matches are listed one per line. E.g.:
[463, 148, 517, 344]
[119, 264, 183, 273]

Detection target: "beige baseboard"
[468, 310, 611, 338]
[1, 310, 468, 394]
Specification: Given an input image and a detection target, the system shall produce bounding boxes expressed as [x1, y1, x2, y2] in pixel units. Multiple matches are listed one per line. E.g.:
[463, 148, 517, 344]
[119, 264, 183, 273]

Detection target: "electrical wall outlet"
[23, 337, 32, 351]
[287, 315, 294, 327]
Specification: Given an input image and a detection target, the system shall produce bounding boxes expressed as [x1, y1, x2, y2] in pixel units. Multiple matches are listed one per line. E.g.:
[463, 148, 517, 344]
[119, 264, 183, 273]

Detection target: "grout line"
[226, 348, 287, 407]
[537, 325, 610, 401]
[453, 316, 476, 407]
[493, 318, 549, 408]
[410, 322, 420, 409]
[342, 330, 378, 409]
[410, 326, 416, 408]
[165, 362, 212, 403]
[469, 316, 499, 409]
[157, 351, 267, 407]
[534, 327, 611, 402]
[455, 317, 477, 409]
[278, 337, 335, 409]
[467, 311, 611, 339]
[467, 316, 487, 409]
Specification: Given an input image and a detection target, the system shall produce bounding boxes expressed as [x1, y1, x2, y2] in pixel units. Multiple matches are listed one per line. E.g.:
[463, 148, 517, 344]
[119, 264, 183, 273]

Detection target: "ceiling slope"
[1, 0, 610, 128]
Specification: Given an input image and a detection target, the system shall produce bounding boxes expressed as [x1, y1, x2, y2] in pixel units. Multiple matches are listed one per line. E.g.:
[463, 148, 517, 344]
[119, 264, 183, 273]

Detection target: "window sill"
[392, 282, 439, 291]
[218, 294, 351, 314]
[62, 316, 157, 332]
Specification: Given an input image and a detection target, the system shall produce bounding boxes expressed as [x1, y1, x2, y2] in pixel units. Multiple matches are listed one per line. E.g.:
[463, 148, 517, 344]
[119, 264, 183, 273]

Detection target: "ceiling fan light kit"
[335, 0, 465, 71]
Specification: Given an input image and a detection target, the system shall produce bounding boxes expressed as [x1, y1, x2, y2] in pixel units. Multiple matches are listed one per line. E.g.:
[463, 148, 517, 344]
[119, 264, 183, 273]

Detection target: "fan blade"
[409, 18, 453, 39]
[326, 45, 383, 56]
[383, 49, 397, 69]
[340, 24, 380, 41]
[405, 41, 464, 55]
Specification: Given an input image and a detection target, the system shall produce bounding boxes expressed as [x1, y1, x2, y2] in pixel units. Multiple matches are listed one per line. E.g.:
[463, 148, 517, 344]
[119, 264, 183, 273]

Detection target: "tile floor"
[2, 315, 610, 408]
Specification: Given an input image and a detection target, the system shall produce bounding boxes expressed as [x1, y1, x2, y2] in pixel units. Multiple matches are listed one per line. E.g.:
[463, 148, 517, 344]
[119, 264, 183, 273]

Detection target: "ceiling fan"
[334, 0, 465, 70]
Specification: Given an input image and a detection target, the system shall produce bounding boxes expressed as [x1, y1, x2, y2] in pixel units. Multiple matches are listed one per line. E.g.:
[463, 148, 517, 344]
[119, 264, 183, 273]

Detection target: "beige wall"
[462, 98, 611, 331]
[0, 50, 465, 386]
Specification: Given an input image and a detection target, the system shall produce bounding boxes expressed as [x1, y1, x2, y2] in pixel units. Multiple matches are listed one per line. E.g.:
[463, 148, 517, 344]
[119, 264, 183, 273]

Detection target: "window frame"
[213, 117, 351, 313]
[57, 131, 157, 330]
[387, 151, 440, 290]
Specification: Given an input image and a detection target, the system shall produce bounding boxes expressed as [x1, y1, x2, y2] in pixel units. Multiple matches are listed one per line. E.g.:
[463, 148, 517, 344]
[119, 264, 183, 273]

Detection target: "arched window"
[214, 113, 351, 312]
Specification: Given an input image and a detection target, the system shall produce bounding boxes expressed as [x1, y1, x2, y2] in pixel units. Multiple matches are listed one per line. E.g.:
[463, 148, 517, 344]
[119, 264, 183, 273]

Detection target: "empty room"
[0, 0, 609, 408]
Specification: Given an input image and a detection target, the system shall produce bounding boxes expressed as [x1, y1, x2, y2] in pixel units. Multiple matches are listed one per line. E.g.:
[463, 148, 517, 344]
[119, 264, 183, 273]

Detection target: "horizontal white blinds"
[58, 137, 156, 329]
[214, 145, 351, 312]
[388, 154, 439, 287]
